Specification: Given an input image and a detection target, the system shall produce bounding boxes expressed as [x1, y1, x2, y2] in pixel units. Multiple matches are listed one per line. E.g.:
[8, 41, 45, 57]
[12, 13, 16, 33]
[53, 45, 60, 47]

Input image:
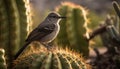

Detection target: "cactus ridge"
[0, 0, 27, 68]
[0, 0, 9, 49]
[16, 0, 27, 47]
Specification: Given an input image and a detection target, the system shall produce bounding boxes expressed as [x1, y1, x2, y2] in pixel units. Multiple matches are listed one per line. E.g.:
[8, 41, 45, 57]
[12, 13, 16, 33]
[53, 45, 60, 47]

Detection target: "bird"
[14, 12, 66, 59]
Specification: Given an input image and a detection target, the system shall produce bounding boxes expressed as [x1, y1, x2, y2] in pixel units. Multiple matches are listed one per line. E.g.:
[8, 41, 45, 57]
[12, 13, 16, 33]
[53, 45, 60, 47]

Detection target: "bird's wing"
[26, 24, 55, 42]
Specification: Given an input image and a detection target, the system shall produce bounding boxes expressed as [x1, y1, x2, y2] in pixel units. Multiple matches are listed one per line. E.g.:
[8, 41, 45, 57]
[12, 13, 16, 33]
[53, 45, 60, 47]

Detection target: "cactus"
[99, 1, 120, 51]
[0, 0, 9, 50]
[55, 2, 89, 57]
[15, 0, 27, 47]
[113, 1, 120, 18]
[0, 0, 28, 68]
[0, 49, 7, 69]
[88, 1, 120, 69]
[13, 46, 90, 69]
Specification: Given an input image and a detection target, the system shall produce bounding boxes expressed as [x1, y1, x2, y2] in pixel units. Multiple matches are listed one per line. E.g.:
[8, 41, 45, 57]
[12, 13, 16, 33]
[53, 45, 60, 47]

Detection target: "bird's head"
[46, 12, 66, 23]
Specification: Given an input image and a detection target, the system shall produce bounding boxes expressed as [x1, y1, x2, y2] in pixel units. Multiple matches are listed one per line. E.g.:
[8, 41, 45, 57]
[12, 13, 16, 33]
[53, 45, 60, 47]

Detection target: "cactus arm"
[15, 0, 27, 47]
[2, 0, 20, 68]
[4, 0, 20, 57]
[113, 1, 120, 18]
[106, 25, 120, 45]
[0, 0, 9, 49]
[112, 1, 120, 32]
[88, 25, 107, 40]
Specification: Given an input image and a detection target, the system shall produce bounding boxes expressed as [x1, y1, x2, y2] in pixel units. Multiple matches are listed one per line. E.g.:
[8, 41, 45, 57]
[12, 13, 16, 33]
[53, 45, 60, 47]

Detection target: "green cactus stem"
[13, 46, 91, 69]
[0, 0, 9, 49]
[113, 1, 120, 18]
[15, 0, 27, 47]
[55, 2, 90, 57]
[0, 0, 27, 68]
[112, 1, 120, 33]
[4, 0, 20, 57]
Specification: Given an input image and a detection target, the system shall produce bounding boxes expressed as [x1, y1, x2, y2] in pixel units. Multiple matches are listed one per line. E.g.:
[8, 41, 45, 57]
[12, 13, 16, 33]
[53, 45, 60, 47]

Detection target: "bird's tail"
[14, 42, 30, 59]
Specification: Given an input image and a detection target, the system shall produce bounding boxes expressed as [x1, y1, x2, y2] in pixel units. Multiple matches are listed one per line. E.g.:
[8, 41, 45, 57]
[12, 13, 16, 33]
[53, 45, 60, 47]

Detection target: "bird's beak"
[58, 16, 66, 19]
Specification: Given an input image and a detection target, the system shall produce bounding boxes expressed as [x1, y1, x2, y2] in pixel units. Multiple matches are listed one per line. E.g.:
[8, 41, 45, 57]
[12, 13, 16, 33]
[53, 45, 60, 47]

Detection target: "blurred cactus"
[16, 0, 27, 47]
[88, 1, 120, 54]
[87, 1, 120, 69]
[113, 1, 120, 33]
[13, 46, 90, 69]
[100, 16, 118, 49]
[55, 2, 90, 57]
[88, 1, 120, 50]
[0, 49, 7, 69]
[99, 1, 120, 51]
[113, 1, 120, 18]
[0, 0, 27, 68]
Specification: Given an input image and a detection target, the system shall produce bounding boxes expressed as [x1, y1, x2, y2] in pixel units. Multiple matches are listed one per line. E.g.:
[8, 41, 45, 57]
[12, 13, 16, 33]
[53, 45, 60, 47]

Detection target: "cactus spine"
[13, 46, 90, 69]
[55, 2, 89, 57]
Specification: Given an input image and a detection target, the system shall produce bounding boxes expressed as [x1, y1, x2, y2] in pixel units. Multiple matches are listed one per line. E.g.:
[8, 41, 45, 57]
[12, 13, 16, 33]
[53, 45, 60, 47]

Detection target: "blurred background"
[30, 0, 117, 14]
[30, 0, 119, 20]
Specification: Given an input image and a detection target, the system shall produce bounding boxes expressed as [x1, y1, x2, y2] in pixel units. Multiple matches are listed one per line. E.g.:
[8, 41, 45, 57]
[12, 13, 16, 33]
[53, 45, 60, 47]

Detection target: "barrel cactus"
[13, 45, 91, 69]
[55, 2, 90, 57]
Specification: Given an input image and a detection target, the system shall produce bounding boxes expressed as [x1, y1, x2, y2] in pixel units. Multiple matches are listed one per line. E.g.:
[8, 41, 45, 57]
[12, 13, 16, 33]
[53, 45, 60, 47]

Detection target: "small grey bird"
[15, 12, 66, 59]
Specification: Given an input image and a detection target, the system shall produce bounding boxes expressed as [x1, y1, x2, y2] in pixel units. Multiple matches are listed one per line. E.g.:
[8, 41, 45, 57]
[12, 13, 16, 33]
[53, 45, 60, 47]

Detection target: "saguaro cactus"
[13, 46, 90, 69]
[0, 0, 27, 68]
[16, 0, 27, 47]
[55, 2, 90, 57]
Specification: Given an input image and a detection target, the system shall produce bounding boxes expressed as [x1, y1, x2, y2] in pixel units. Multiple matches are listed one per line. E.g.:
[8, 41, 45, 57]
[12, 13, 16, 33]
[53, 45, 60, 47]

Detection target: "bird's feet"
[42, 42, 54, 51]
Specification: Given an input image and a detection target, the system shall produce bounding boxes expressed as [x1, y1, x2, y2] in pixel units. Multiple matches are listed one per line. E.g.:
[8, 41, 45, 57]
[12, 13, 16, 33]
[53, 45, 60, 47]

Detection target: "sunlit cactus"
[0, 49, 7, 69]
[0, 0, 28, 68]
[16, 0, 27, 47]
[13, 46, 91, 69]
[55, 2, 90, 57]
